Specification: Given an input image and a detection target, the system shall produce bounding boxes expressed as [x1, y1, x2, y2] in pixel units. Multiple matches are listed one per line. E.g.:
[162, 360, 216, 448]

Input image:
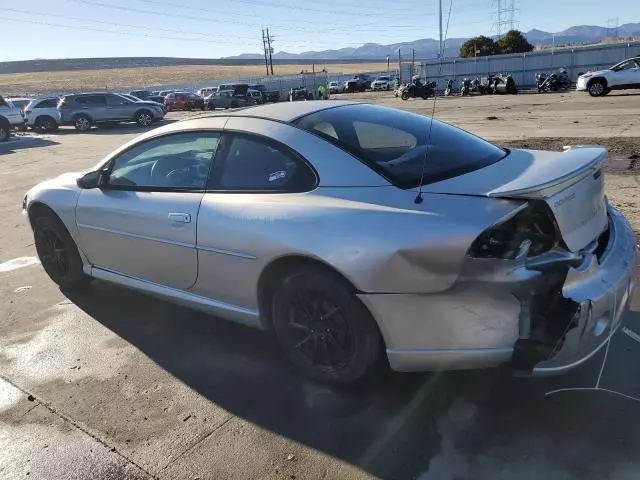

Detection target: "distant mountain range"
[229, 23, 640, 61]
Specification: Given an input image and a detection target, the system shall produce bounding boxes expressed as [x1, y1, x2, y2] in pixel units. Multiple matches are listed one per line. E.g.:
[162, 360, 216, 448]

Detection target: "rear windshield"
[294, 103, 507, 188]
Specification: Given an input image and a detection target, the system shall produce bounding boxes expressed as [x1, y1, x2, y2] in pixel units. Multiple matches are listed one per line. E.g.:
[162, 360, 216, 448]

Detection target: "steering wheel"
[164, 166, 194, 186]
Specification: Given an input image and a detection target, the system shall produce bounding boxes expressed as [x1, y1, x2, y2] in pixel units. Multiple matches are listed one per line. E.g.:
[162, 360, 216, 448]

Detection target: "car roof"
[223, 100, 359, 122]
[125, 100, 361, 142]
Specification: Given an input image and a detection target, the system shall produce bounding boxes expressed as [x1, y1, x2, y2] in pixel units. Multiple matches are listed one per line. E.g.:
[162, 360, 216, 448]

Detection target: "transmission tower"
[607, 18, 619, 40]
[493, 0, 518, 39]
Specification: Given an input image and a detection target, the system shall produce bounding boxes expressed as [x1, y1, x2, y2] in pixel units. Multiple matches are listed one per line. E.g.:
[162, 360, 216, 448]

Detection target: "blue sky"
[2, 0, 639, 61]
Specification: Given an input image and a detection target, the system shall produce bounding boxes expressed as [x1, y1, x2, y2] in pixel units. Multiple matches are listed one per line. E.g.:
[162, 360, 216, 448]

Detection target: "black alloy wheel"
[272, 267, 381, 383]
[33, 213, 91, 290]
[286, 292, 354, 372]
[36, 227, 70, 280]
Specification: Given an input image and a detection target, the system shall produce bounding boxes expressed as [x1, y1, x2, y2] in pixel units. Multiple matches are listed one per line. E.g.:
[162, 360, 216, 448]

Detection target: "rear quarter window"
[294, 103, 506, 188]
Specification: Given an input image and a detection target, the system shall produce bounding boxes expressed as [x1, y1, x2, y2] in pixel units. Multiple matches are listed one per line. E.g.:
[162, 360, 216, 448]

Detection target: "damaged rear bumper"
[360, 206, 637, 375]
[528, 206, 636, 375]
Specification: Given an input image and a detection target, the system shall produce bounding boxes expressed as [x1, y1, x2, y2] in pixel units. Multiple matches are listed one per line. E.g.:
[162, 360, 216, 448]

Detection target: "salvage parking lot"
[1, 91, 639, 480]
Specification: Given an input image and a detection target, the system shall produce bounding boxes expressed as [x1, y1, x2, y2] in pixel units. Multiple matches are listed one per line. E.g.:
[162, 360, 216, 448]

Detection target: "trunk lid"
[422, 147, 608, 252]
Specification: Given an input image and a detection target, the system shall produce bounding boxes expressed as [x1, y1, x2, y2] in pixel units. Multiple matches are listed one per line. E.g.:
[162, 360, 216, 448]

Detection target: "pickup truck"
[249, 84, 280, 103]
[0, 95, 26, 142]
[344, 74, 373, 93]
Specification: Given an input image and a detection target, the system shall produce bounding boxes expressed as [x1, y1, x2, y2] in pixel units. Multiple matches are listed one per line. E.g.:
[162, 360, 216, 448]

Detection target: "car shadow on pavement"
[0, 135, 59, 154]
[67, 281, 640, 480]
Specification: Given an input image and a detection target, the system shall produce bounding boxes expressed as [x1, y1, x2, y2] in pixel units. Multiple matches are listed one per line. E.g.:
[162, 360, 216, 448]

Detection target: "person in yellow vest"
[317, 83, 327, 100]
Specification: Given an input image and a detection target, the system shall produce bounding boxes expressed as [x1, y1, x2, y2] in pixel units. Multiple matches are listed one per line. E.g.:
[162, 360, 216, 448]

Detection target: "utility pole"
[438, 0, 443, 59]
[266, 28, 274, 76]
[262, 29, 269, 76]
[411, 48, 415, 78]
[397, 48, 402, 84]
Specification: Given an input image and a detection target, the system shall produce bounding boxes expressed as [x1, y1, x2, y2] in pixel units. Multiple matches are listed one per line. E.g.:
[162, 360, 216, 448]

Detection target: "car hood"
[580, 69, 610, 78]
[421, 146, 608, 251]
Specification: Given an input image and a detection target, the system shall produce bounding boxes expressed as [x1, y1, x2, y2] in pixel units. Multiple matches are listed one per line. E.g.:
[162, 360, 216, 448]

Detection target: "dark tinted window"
[209, 133, 316, 192]
[294, 103, 506, 188]
[76, 95, 106, 106]
[106, 94, 130, 106]
[35, 99, 58, 108]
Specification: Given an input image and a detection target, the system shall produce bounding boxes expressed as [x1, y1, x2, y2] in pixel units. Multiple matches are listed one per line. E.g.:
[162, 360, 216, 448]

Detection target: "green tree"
[459, 36, 497, 58]
[496, 30, 534, 54]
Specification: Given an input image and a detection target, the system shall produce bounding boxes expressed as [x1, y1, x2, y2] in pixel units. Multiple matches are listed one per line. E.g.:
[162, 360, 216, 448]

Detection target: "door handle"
[168, 213, 191, 223]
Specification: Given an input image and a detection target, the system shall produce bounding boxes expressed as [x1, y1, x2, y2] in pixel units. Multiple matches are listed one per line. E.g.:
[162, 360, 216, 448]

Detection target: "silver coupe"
[24, 101, 637, 383]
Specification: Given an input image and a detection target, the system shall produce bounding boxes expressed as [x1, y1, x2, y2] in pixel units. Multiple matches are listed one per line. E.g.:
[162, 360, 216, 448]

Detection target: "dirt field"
[0, 63, 388, 95]
[1, 91, 639, 480]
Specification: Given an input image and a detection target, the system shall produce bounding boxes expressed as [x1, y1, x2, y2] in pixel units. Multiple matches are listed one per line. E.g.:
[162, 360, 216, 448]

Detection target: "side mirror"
[77, 170, 107, 189]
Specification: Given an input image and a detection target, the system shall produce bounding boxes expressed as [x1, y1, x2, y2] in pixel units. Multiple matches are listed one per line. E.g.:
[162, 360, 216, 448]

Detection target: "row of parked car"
[0, 82, 284, 141]
[328, 74, 397, 94]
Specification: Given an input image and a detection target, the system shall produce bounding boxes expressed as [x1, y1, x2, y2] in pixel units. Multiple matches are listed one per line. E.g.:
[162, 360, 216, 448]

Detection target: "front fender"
[25, 172, 86, 260]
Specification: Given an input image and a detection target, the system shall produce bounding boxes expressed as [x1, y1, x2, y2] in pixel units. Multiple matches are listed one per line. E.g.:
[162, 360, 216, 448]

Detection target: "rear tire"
[32, 212, 92, 291]
[401, 91, 409, 100]
[73, 114, 92, 132]
[271, 266, 381, 383]
[135, 110, 153, 127]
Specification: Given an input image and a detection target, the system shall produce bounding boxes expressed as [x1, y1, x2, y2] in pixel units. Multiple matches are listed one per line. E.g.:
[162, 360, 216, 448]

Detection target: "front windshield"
[294, 103, 507, 188]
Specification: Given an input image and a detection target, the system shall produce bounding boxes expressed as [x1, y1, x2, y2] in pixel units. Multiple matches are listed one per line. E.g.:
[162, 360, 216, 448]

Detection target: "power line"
[3, 7, 257, 40]
[2, 16, 250, 45]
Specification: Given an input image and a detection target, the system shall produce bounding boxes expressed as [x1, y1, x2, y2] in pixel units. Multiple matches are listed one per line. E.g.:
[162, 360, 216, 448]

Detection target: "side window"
[36, 99, 58, 108]
[210, 134, 316, 192]
[108, 133, 221, 190]
[85, 95, 106, 106]
[353, 121, 417, 150]
[106, 94, 128, 106]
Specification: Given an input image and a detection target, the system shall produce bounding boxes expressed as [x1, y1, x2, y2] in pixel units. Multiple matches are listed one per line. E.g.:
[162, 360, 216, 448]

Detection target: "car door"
[192, 130, 318, 310]
[76, 129, 223, 289]
[82, 94, 108, 121]
[610, 59, 640, 87]
[105, 94, 132, 120]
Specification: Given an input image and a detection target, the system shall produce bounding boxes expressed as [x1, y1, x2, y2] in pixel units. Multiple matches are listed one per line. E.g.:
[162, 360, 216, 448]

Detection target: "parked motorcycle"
[470, 77, 486, 94]
[537, 68, 571, 92]
[444, 79, 454, 96]
[460, 78, 471, 96]
[535, 72, 548, 91]
[400, 79, 435, 100]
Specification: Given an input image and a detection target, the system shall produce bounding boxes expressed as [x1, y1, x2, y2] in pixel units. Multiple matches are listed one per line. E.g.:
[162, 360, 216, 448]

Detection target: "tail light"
[468, 202, 559, 260]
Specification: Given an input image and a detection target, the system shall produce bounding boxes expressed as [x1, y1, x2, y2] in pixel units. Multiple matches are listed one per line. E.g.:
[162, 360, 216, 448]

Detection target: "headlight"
[580, 73, 593, 79]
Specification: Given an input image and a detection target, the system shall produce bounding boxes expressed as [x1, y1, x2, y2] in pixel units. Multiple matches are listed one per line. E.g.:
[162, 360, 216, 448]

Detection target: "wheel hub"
[287, 293, 353, 369]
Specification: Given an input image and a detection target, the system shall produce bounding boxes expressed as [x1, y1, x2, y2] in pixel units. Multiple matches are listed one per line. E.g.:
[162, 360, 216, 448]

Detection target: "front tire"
[73, 114, 92, 132]
[135, 110, 153, 127]
[271, 267, 381, 383]
[588, 79, 606, 97]
[401, 91, 410, 100]
[33, 212, 92, 291]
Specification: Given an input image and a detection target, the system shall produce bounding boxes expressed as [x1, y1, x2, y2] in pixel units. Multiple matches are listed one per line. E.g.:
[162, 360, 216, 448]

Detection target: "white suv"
[0, 95, 26, 142]
[24, 97, 61, 132]
[371, 76, 395, 91]
[576, 57, 640, 97]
